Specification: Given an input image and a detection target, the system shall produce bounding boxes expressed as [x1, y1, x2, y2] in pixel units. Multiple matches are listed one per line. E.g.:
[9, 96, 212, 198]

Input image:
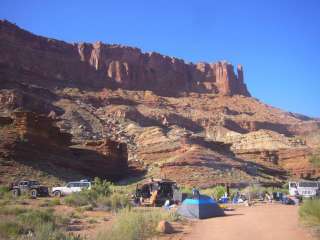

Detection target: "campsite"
[0, 178, 319, 240]
[1, 1, 320, 239]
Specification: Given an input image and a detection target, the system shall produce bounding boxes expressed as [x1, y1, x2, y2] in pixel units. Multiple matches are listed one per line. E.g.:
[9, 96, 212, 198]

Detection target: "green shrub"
[64, 178, 113, 208]
[0, 186, 10, 199]
[0, 186, 10, 197]
[40, 198, 61, 207]
[76, 205, 94, 212]
[64, 191, 92, 207]
[0, 206, 28, 215]
[64, 178, 132, 211]
[97, 193, 131, 212]
[91, 177, 112, 197]
[0, 199, 10, 207]
[0, 221, 25, 239]
[17, 209, 55, 230]
[49, 198, 61, 206]
[202, 186, 226, 200]
[0, 206, 83, 240]
[33, 222, 63, 240]
[97, 208, 173, 240]
[299, 199, 320, 226]
[68, 211, 83, 219]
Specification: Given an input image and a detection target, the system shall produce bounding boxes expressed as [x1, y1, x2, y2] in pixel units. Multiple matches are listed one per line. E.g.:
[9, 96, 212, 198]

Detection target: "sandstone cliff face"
[0, 112, 128, 184]
[1, 20, 319, 186]
[0, 20, 250, 96]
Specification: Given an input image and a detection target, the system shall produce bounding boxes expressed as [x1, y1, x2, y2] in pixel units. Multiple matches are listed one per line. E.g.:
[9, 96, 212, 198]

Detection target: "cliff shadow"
[11, 142, 129, 182]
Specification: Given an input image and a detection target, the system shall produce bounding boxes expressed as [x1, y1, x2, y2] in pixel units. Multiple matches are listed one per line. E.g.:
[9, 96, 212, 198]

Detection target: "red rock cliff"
[0, 20, 250, 96]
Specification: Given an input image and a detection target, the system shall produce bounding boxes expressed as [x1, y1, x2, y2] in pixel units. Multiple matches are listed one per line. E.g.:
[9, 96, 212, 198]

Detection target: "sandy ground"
[182, 203, 315, 240]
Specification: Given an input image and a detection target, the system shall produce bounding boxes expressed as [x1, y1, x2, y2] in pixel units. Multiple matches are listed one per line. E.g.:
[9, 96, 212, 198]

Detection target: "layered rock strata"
[0, 112, 128, 183]
[0, 20, 250, 96]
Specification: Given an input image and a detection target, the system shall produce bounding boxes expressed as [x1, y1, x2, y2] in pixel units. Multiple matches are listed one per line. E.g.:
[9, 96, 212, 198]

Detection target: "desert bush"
[31, 222, 63, 240]
[0, 185, 18, 202]
[97, 192, 131, 212]
[76, 205, 94, 212]
[17, 208, 55, 230]
[96, 208, 174, 240]
[64, 178, 132, 211]
[67, 211, 83, 220]
[64, 178, 113, 207]
[64, 191, 92, 207]
[202, 186, 226, 200]
[48, 198, 61, 206]
[299, 199, 320, 226]
[0, 206, 28, 215]
[40, 198, 61, 207]
[90, 177, 112, 197]
[0, 220, 25, 239]
[0, 206, 82, 240]
[0, 185, 10, 198]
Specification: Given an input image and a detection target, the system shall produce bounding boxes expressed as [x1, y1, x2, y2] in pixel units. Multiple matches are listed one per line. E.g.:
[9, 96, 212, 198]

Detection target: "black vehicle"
[133, 178, 183, 206]
[10, 180, 49, 198]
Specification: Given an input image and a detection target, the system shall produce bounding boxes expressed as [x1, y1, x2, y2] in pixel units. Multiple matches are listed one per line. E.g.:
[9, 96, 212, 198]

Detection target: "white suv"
[51, 180, 91, 197]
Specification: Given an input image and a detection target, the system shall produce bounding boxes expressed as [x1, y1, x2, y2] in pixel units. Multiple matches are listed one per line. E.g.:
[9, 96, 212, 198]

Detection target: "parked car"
[10, 180, 49, 198]
[51, 180, 91, 197]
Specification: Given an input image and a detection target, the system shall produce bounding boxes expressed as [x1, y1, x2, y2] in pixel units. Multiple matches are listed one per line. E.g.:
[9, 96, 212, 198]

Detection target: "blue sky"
[1, 0, 319, 117]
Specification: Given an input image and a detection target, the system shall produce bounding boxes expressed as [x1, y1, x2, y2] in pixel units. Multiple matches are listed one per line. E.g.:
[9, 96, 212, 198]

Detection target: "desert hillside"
[0, 20, 319, 187]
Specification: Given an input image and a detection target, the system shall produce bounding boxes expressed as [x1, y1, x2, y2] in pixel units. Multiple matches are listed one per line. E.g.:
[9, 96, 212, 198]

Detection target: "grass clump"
[0, 206, 28, 215]
[0, 206, 82, 240]
[97, 192, 131, 212]
[0, 185, 10, 198]
[97, 208, 175, 240]
[40, 198, 61, 207]
[0, 221, 25, 239]
[299, 199, 320, 237]
[0, 185, 14, 203]
[17, 208, 56, 229]
[64, 191, 93, 207]
[64, 178, 131, 212]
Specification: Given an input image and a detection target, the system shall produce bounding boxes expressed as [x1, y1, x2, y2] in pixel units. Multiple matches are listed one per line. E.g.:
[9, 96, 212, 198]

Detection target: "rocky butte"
[0, 20, 249, 97]
[0, 20, 319, 187]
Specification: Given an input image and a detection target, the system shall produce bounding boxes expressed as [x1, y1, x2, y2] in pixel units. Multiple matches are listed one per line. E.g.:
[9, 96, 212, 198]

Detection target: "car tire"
[53, 191, 62, 197]
[12, 189, 20, 198]
[30, 189, 37, 199]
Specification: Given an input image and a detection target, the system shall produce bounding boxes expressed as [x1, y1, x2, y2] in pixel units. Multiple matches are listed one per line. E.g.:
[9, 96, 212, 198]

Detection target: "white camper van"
[289, 181, 319, 198]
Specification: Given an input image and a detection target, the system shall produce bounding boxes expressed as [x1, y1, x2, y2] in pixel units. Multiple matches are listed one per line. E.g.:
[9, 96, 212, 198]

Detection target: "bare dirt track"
[183, 203, 315, 240]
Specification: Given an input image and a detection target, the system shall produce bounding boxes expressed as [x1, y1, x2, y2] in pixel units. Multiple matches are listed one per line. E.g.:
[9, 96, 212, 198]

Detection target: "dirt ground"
[182, 203, 315, 240]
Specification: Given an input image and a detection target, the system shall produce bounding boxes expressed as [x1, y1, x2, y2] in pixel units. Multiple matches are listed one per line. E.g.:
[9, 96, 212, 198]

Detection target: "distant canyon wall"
[0, 20, 250, 96]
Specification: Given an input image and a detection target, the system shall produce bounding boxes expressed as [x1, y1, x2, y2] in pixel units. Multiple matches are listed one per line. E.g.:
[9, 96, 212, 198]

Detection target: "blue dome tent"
[177, 195, 224, 219]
